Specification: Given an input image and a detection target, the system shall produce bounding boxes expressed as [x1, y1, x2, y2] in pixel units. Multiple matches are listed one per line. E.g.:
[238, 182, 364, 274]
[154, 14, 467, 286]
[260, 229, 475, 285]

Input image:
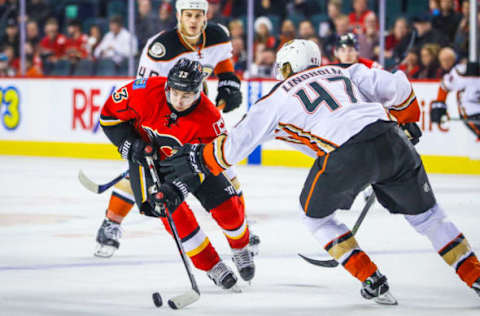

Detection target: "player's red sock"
[161, 203, 220, 271]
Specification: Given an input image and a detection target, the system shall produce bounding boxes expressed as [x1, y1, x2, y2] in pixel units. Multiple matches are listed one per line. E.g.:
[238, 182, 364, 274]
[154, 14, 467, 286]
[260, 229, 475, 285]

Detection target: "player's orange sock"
[325, 231, 378, 282]
[438, 234, 480, 287]
[106, 192, 134, 224]
[161, 202, 220, 271]
[211, 196, 250, 250]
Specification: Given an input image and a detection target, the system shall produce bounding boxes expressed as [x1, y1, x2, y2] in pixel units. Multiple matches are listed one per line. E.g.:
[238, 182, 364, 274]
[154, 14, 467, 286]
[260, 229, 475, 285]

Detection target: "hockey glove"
[118, 136, 148, 166]
[159, 144, 209, 188]
[430, 101, 447, 124]
[216, 72, 242, 113]
[146, 181, 186, 216]
[400, 122, 422, 145]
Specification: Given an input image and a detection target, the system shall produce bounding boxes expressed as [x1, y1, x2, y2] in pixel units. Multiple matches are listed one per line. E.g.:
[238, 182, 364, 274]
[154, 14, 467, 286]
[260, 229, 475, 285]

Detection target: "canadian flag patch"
[213, 118, 227, 136]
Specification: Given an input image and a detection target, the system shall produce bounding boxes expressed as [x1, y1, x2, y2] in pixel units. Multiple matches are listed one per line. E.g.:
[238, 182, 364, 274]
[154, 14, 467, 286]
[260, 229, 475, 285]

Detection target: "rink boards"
[0, 77, 479, 174]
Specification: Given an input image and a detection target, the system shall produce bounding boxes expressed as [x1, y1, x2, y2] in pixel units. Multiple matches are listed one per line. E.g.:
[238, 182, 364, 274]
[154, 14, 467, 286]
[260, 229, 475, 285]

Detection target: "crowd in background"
[0, 0, 478, 78]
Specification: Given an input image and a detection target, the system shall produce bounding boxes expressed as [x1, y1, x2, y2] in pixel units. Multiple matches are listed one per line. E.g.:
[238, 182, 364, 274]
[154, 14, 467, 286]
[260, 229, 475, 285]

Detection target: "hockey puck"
[152, 292, 163, 307]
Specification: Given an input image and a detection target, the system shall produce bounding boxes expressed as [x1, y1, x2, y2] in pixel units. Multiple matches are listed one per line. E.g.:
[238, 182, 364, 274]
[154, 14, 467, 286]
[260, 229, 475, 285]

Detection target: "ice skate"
[232, 245, 255, 282]
[249, 232, 261, 256]
[360, 271, 398, 305]
[94, 218, 122, 258]
[472, 278, 480, 297]
[207, 261, 239, 291]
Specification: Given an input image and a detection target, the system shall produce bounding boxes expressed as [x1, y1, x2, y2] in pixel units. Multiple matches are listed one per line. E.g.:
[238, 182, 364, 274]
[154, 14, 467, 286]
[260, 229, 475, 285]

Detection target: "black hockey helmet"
[167, 58, 205, 93]
[336, 33, 358, 50]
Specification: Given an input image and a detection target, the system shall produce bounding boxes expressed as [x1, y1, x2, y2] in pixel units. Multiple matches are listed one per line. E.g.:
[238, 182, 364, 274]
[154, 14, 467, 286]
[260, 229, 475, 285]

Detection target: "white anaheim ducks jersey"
[215, 64, 413, 165]
[137, 23, 233, 79]
[441, 64, 480, 116]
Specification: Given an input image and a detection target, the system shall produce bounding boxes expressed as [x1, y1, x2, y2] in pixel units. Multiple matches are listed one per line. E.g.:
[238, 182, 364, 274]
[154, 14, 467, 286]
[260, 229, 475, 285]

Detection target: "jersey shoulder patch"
[146, 29, 187, 61]
[205, 23, 231, 47]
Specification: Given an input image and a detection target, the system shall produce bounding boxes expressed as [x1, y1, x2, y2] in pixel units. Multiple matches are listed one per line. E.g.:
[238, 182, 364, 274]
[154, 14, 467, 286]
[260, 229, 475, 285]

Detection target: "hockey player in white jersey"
[137, 0, 241, 113]
[158, 39, 480, 304]
[93, 0, 260, 259]
[431, 61, 480, 140]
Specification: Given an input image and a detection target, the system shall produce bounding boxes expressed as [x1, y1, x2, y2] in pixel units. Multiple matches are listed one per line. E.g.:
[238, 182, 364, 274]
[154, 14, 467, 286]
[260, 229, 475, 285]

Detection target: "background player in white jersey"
[137, 0, 241, 113]
[431, 62, 480, 140]
[94, 0, 260, 258]
[158, 40, 480, 304]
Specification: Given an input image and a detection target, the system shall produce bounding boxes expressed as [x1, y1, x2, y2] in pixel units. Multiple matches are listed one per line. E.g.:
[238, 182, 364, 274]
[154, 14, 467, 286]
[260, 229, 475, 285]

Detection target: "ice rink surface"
[0, 156, 479, 316]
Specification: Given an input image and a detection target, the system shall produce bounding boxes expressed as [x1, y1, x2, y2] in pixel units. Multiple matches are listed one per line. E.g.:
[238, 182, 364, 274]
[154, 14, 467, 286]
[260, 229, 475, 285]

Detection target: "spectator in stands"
[3, 18, 19, 56]
[395, 14, 447, 61]
[86, 25, 102, 58]
[255, 0, 286, 19]
[39, 17, 67, 63]
[248, 47, 276, 78]
[349, 0, 373, 34]
[231, 36, 247, 74]
[254, 16, 277, 50]
[0, 52, 11, 76]
[319, 0, 342, 39]
[157, 1, 176, 32]
[277, 19, 296, 49]
[26, 0, 51, 28]
[323, 14, 351, 61]
[94, 15, 138, 65]
[438, 47, 457, 75]
[229, 19, 245, 41]
[454, 2, 480, 60]
[65, 19, 88, 62]
[136, 0, 158, 49]
[287, 0, 322, 19]
[0, 0, 17, 26]
[432, 0, 462, 43]
[1, 45, 16, 76]
[26, 20, 40, 49]
[298, 20, 315, 39]
[416, 43, 442, 79]
[385, 17, 409, 59]
[222, 0, 246, 18]
[398, 49, 421, 79]
[207, 0, 228, 26]
[357, 11, 378, 61]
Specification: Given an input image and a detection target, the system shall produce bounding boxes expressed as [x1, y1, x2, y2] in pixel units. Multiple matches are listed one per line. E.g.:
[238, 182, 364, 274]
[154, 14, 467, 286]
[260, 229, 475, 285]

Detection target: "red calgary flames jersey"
[100, 77, 226, 160]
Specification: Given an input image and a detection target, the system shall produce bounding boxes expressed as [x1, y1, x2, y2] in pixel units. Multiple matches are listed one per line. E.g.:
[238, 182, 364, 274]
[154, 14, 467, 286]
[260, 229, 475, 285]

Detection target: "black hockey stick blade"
[298, 192, 376, 268]
[78, 170, 128, 194]
[298, 253, 339, 268]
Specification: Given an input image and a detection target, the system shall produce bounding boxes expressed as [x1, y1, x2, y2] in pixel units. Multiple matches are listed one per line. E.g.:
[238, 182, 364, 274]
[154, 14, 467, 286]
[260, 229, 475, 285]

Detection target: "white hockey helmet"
[275, 39, 322, 80]
[175, 0, 208, 15]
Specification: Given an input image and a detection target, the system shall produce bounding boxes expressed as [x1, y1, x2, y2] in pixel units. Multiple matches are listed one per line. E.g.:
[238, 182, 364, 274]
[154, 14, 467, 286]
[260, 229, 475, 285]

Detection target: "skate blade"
[94, 244, 116, 258]
[228, 285, 242, 293]
[374, 291, 398, 305]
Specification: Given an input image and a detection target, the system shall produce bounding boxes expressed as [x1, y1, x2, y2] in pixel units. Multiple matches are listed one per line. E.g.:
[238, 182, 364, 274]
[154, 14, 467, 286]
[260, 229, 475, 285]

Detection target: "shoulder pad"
[146, 29, 187, 61]
[205, 23, 231, 47]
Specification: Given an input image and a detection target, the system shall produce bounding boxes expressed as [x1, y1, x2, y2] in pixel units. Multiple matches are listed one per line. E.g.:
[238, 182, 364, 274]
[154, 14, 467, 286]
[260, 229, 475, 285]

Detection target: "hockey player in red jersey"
[158, 40, 480, 304]
[334, 33, 382, 69]
[99, 58, 255, 290]
[94, 0, 260, 258]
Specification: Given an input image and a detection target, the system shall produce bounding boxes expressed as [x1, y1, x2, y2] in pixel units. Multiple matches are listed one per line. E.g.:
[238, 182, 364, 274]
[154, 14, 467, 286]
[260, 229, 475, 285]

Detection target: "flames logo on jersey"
[143, 126, 183, 158]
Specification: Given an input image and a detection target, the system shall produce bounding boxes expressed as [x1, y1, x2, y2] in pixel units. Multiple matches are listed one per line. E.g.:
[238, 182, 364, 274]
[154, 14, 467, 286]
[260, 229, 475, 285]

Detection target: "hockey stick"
[78, 170, 128, 194]
[144, 152, 200, 309]
[298, 191, 376, 268]
[448, 117, 480, 124]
